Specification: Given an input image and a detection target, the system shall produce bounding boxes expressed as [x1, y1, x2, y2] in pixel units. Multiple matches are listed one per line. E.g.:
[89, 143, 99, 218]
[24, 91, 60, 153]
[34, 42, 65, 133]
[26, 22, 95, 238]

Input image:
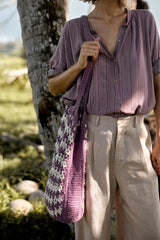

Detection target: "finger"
[82, 42, 100, 52]
[81, 49, 98, 57]
[151, 157, 157, 170]
[156, 167, 160, 176]
[92, 54, 99, 62]
[151, 156, 160, 175]
[157, 165, 160, 175]
[94, 37, 100, 50]
[83, 41, 100, 48]
[81, 42, 100, 61]
[151, 155, 158, 166]
[94, 37, 100, 42]
[155, 158, 160, 167]
[82, 45, 100, 51]
[153, 162, 159, 171]
[83, 41, 99, 45]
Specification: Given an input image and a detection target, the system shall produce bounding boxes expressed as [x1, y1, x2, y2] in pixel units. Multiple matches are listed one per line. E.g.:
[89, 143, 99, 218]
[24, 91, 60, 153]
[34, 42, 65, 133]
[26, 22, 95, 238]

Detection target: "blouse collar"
[82, 7, 132, 33]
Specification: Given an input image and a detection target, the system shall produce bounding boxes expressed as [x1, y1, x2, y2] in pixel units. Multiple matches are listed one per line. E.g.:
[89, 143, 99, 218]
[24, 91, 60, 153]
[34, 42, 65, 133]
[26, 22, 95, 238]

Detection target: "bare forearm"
[48, 63, 84, 97]
[48, 37, 100, 97]
[154, 73, 160, 144]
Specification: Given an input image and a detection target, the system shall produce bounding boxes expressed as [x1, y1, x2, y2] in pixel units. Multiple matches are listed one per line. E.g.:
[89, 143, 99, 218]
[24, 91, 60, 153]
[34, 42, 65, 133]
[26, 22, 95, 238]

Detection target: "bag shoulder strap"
[74, 16, 94, 108]
[75, 60, 93, 109]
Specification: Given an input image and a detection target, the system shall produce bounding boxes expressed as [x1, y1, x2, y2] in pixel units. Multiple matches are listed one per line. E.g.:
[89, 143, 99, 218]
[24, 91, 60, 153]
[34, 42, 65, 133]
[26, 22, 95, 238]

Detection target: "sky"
[0, 0, 159, 43]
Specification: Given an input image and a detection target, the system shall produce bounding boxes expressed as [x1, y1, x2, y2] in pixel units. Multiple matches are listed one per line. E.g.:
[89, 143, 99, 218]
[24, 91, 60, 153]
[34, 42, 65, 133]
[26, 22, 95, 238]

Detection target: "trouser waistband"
[87, 114, 144, 128]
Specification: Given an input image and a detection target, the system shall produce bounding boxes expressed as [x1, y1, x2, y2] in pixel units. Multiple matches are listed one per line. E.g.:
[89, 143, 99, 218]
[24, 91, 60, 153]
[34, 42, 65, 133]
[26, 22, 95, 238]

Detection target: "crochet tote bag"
[45, 60, 94, 223]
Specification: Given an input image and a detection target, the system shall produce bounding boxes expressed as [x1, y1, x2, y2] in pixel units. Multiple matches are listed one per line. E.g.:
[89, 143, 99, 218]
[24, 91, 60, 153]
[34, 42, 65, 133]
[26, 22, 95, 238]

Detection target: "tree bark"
[17, 0, 67, 167]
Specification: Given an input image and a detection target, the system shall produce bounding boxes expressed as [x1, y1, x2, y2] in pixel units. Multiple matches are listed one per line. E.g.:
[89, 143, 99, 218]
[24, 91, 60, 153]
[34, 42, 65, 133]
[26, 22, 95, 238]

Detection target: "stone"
[37, 145, 44, 152]
[29, 189, 44, 203]
[14, 180, 39, 195]
[10, 199, 33, 215]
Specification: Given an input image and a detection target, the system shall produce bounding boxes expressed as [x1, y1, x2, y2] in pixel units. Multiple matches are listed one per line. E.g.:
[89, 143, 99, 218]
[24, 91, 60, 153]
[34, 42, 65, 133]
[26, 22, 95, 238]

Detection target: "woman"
[130, 0, 149, 9]
[47, 0, 160, 239]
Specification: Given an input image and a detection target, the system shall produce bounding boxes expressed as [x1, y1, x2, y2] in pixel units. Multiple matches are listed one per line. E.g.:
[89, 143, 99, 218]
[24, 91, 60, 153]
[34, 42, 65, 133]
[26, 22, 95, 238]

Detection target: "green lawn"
[0, 86, 38, 135]
[0, 55, 45, 209]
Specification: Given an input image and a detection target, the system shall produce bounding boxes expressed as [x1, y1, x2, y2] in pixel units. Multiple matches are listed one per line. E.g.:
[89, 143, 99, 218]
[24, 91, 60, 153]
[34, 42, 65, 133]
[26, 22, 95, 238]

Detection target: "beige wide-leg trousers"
[75, 114, 160, 240]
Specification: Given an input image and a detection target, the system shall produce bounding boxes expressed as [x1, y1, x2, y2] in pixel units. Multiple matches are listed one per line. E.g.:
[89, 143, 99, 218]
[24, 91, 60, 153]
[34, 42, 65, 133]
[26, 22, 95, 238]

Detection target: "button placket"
[114, 60, 120, 112]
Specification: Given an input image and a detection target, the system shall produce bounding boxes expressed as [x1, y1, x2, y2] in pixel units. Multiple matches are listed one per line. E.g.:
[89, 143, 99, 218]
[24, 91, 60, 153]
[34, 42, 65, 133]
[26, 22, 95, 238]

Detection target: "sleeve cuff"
[47, 68, 56, 78]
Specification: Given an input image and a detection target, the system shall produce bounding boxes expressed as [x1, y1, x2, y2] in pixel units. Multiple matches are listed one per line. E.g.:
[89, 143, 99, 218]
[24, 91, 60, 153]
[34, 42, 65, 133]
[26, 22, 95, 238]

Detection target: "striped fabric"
[47, 9, 160, 117]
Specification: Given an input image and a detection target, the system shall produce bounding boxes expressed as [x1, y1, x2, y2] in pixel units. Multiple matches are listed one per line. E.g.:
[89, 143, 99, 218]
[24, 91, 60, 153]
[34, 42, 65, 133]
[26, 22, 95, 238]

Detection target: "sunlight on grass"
[0, 86, 38, 135]
[0, 180, 21, 211]
[1, 157, 21, 171]
[0, 54, 27, 69]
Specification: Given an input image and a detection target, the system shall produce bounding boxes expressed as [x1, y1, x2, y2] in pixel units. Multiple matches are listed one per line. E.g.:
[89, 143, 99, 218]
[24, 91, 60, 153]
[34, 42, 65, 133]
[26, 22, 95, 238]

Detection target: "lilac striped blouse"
[47, 9, 160, 116]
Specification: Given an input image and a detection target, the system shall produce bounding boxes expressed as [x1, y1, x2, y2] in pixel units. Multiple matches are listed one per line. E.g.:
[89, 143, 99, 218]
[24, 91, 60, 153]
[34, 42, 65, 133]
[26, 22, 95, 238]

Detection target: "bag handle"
[75, 59, 94, 110]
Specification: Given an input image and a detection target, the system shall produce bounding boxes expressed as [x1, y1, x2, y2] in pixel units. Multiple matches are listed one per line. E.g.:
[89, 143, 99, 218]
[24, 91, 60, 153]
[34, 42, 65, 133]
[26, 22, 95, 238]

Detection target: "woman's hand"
[151, 143, 160, 176]
[48, 38, 100, 96]
[76, 37, 100, 70]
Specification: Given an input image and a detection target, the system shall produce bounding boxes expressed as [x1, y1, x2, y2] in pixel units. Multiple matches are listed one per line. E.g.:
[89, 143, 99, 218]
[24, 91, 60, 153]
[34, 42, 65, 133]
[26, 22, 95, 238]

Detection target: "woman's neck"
[91, 0, 125, 20]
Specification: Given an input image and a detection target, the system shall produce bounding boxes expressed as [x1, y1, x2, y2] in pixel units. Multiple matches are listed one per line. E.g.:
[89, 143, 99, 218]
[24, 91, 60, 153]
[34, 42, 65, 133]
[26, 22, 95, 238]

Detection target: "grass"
[0, 55, 46, 208]
[0, 54, 26, 70]
[0, 87, 38, 136]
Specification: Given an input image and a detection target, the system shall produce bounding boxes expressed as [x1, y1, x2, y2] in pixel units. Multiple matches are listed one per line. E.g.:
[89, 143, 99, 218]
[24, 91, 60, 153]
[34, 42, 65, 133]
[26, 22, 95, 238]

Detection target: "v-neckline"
[82, 8, 131, 59]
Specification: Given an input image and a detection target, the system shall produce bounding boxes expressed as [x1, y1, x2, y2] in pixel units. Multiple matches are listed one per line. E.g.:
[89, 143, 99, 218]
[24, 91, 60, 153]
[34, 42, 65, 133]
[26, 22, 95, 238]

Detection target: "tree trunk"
[17, 0, 67, 167]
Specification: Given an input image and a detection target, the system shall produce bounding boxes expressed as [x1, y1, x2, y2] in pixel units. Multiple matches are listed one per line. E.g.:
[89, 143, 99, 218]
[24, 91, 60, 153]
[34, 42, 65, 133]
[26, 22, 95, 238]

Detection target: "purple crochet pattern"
[45, 60, 93, 223]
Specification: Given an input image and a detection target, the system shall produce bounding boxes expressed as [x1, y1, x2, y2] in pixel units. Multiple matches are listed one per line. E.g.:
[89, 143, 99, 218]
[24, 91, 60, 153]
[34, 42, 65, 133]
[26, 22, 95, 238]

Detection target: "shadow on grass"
[0, 208, 75, 240]
[1, 141, 47, 188]
[0, 133, 41, 157]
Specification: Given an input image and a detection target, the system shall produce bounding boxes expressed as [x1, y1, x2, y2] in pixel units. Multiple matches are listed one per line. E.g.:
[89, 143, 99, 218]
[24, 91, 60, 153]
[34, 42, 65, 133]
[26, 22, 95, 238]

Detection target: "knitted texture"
[45, 60, 93, 223]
